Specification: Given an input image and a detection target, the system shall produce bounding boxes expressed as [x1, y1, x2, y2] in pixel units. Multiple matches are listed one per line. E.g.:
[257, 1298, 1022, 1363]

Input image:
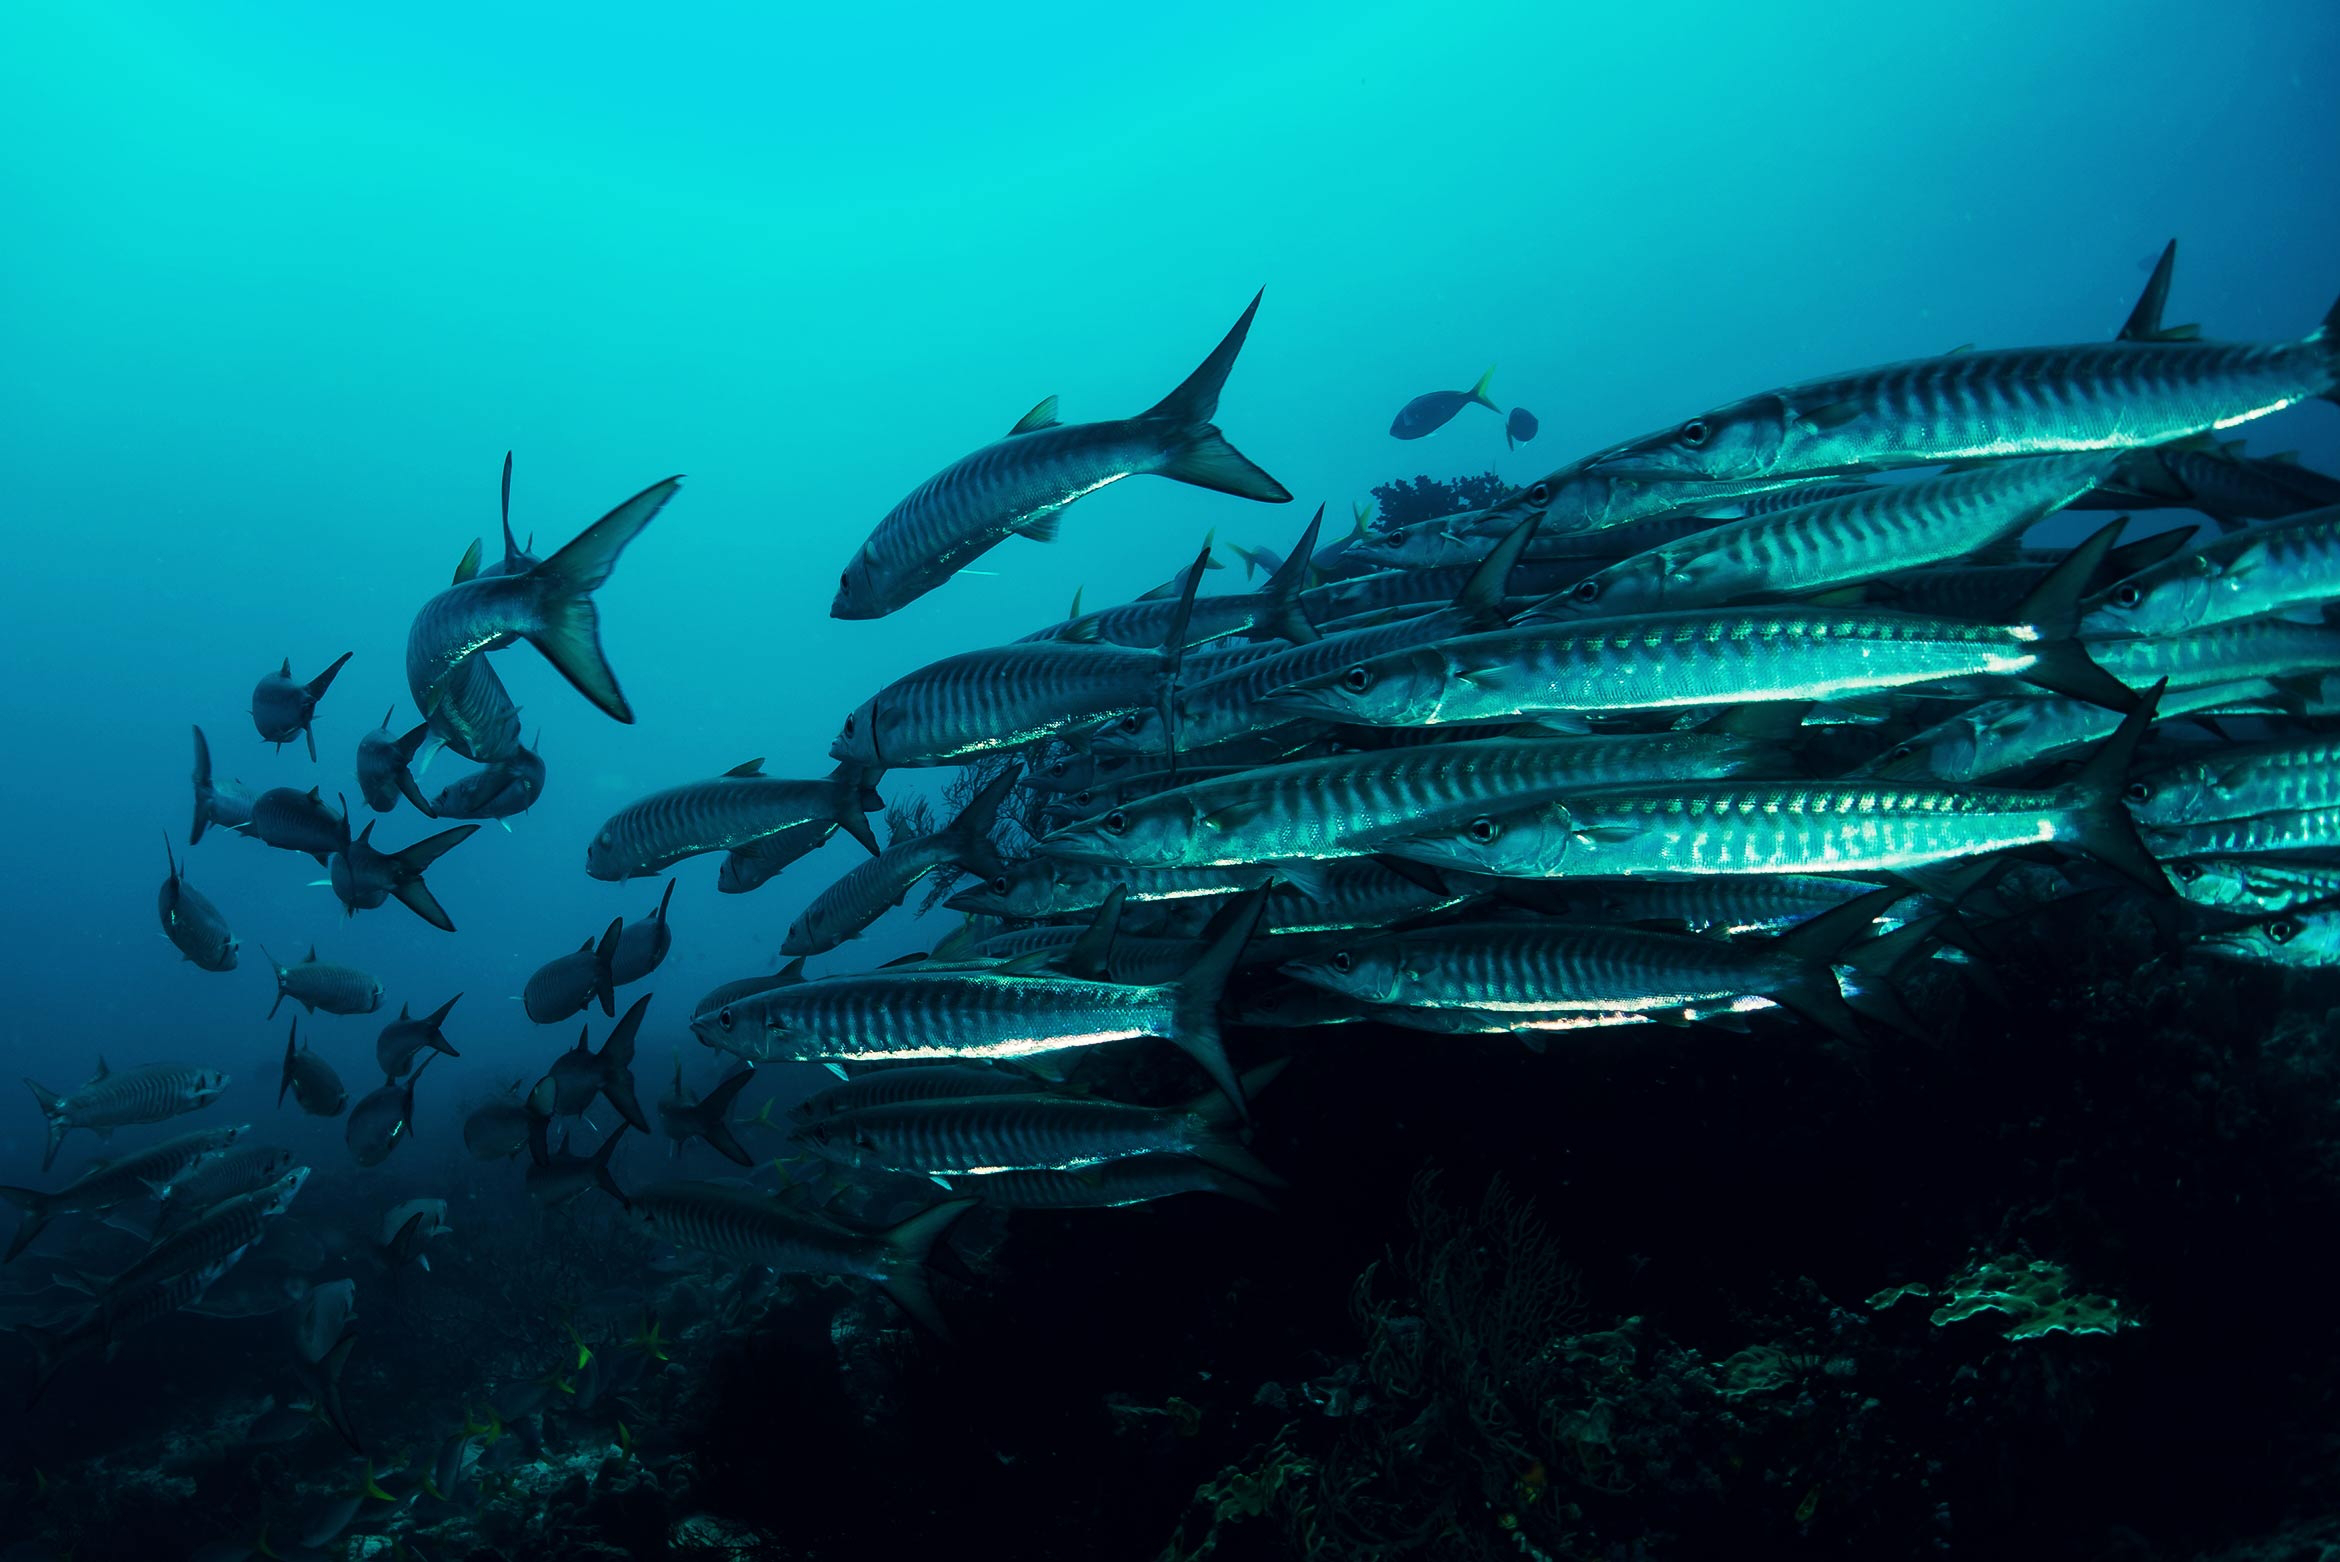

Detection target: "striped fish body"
[630, 1181, 893, 1284]
[2091, 617, 2340, 692]
[250, 788, 347, 857]
[2076, 442, 2340, 524]
[831, 640, 1165, 769]
[729, 970, 1179, 1068]
[798, 1094, 1203, 1176]
[1584, 330, 2340, 485]
[782, 835, 958, 957]
[2144, 807, 2340, 860]
[2170, 856, 2340, 914]
[838, 421, 1186, 619]
[2, 1127, 243, 1255]
[1488, 461, 1836, 539]
[1286, 921, 1820, 1016]
[1539, 454, 2115, 618]
[1041, 733, 1764, 870]
[431, 746, 545, 820]
[2196, 907, 2340, 969]
[405, 575, 542, 712]
[794, 1065, 1051, 1119]
[152, 1145, 298, 1231]
[103, 1169, 305, 1298]
[1391, 778, 2099, 881]
[424, 654, 524, 764]
[589, 771, 868, 881]
[35, 1063, 227, 1138]
[1858, 680, 2277, 784]
[718, 819, 836, 894]
[965, 1154, 1269, 1210]
[943, 856, 1334, 920]
[1550, 874, 1898, 936]
[2129, 734, 2340, 826]
[1269, 607, 2073, 730]
[2083, 504, 2340, 636]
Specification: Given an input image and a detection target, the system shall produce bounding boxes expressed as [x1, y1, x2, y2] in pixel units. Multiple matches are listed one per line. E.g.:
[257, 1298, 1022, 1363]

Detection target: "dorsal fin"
[305, 945, 318, 964]
[499, 450, 521, 564]
[1454, 515, 1540, 624]
[724, 759, 765, 778]
[1007, 395, 1061, 436]
[453, 539, 483, 584]
[2120, 240, 2197, 342]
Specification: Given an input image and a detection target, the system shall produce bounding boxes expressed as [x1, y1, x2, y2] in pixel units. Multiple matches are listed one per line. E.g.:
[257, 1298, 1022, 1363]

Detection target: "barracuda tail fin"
[1144, 291, 1292, 505]
[1766, 885, 1911, 1042]
[2012, 518, 2140, 711]
[305, 651, 354, 702]
[828, 762, 885, 857]
[26, 1080, 65, 1173]
[598, 996, 652, 1133]
[0, 1185, 51, 1264]
[2064, 681, 2174, 894]
[876, 1198, 977, 1341]
[527, 475, 683, 724]
[1166, 887, 1271, 1122]
[589, 1124, 631, 1208]
[943, 766, 1019, 878]
[1258, 506, 1324, 645]
[279, 1019, 298, 1109]
[696, 1068, 758, 1166]
[191, 725, 215, 845]
[393, 724, 437, 817]
[592, 917, 623, 1018]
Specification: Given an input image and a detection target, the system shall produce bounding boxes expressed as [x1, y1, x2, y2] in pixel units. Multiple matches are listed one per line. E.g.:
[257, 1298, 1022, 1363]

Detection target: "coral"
[1870, 1253, 2137, 1340]
[1370, 472, 1511, 530]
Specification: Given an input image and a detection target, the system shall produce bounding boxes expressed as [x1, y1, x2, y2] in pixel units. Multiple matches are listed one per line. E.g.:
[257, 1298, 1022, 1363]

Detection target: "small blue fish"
[1390, 366, 1498, 439]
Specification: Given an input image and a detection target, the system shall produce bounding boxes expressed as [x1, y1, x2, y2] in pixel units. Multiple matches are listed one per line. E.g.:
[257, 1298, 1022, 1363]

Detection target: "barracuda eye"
[1330, 951, 1353, 975]
[1572, 579, 1601, 604]
[838, 572, 850, 593]
[1680, 418, 1711, 447]
[1466, 816, 1499, 846]
[1342, 666, 1372, 694]
[2111, 582, 2143, 609]
[2170, 861, 2201, 883]
[2125, 781, 2154, 804]
[1529, 481, 1551, 507]
[989, 875, 1010, 896]
[1118, 713, 1142, 733]
[842, 715, 855, 738]
[1103, 809, 1129, 836]
[1885, 743, 1914, 762]
[717, 1006, 734, 1032]
[2270, 917, 2301, 943]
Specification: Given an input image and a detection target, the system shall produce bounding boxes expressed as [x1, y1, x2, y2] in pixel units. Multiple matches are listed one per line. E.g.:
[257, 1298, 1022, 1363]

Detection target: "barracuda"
[2126, 734, 2340, 826]
[697, 892, 1266, 1118]
[24, 1060, 231, 1174]
[2142, 806, 2340, 861]
[1527, 453, 2118, 619]
[1282, 888, 1904, 1041]
[792, 1088, 1277, 1185]
[406, 475, 680, 726]
[2194, 905, 2340, 969]
[87, 1167, 307, 1304]
[833, 292, 1289, 619]
[2089, 615, 2340, 692]
[1576, 275, 2340, 485]
[2167, 857, 2340, 915]
[1855, 680, 2277, 784]
[782, 767, 1016, 957]
[0, 1125, 246, 1262]
[1384, 692, 2169, 892]
[587, 759, 884, 881]
[1020, 507, 1322, 649]
[628, 1181, 973, 1338]
[1040, 732, 1768, 870]
[2082, 503, 2340, 637]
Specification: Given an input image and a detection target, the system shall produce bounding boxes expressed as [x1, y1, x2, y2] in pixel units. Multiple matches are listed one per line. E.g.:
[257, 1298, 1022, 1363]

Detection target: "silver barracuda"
[2125, 733, 2340, 826]
[782, 768, 1017, 957]
[2194, 904, 2340, 969]
[587, 759, 885, 880]
[2081, 503, 2340, 637]
[24, 1060, 231, 1173]
[2167, 857, 2340, 915]
[833, 292, 1289, 619]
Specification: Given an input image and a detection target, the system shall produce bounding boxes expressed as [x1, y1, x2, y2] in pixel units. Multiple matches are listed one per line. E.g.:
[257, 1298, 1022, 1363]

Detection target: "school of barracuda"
[13, 244, 2340, 1441]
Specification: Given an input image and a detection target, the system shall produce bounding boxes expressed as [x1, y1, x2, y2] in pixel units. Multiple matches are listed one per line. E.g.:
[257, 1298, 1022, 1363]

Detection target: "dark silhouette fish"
[544, 995, 651, 1132]
[249, 786, 350, 863]
[23, 1059, 230, 1172]
[355, 708, 434, 817]
[159, 836, 238, 972]
[716, 818, 834, 895]
[346, 1055, 432, 1168]
[1507, 406, 1540, 450]
[279, 1018, 347, 1117]
[832, 291, 1289, 619]
[0, 1125, 244, 1259]
[524, 916, 623, 1024]
[657, 1060, 756, 1166]
[611, 879, 678, 985]
[189, 726, 255, 845]
[406, 473, 681, 729]
[463, 1087, 532, 1161]
[430, 744, 546, 822]
[263, 945, 384, 1020]
[588, 759, 883, 881]
[782, 768, 1016, 957]
[251, 652, 353, 761]
[329, 819, 482, 931]
[375, 994, 463, 1080]
[1390, 366, 1499, 439]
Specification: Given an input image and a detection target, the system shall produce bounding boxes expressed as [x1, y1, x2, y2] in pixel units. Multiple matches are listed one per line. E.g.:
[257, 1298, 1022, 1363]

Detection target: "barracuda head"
[830, 547, 885, 621]
[1528, 553, 1672, 621]
[944, 858, 1071, 918]
[1384, 803, 1581, 879]
[1084, 704, 1168, 758]
[2121, 763, 2220, 829]
[2080, 560, 2214, 638]
[1279, 943, 1414, 1006]
[1583, 393, 1794, 485]
[1259, 645, 1456, 728]
[830, 695, 885, 769]
[1039, 794, 1202, 870]
[2194, 906, 2340, 969]
[1858, 716, 1987, 785]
